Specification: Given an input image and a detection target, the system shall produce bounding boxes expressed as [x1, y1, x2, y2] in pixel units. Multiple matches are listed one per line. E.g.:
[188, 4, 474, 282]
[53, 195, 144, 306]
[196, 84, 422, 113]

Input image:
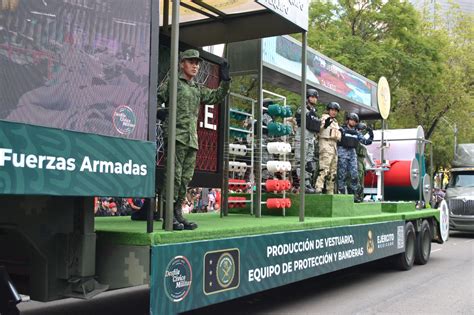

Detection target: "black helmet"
[356, 122, 367, 130]
[306, 88, 319, 99]
[346, 112, 359, 123]
[326, 102, 340, 111]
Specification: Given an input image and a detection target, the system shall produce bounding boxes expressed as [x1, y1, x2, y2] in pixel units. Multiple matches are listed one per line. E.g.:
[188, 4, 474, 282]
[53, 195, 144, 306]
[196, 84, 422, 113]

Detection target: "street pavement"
[19, 232, 473, 315]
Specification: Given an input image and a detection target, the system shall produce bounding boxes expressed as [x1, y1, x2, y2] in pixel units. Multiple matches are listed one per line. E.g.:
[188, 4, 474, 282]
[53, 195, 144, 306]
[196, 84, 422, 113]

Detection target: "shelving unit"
[260, 89, 294, 216]
[225, 92, 256, 214]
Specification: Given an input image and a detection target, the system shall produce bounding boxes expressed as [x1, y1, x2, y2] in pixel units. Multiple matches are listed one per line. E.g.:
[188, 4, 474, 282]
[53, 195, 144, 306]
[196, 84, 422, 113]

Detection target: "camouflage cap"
[180, 49, 203, 62]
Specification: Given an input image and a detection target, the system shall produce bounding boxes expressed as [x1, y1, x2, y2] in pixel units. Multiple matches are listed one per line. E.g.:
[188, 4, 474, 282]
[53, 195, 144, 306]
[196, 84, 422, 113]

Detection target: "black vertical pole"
[299, 31, 307, 222]
[147, 0, 160, 233]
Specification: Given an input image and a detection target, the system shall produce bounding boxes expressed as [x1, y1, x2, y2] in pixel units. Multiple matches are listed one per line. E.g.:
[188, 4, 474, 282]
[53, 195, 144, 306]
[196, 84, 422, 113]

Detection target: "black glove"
[295, 111, 301, 127]
[324, 117, 332, 128]
[219, 59, 231, 81]
[157, 108, 167, 121]
[367, 128, 374, 138]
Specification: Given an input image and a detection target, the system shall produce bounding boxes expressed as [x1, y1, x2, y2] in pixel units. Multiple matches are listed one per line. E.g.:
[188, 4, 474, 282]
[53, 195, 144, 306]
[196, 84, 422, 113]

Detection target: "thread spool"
[268, 104, 282, 116]
[267, 142, 289, 155]
[229, 161, 236, 172]
[265, 179, 280, 192]
[267, 122, 281, 136]
[266, 198, 281, 209]
[229, 179, 246, 191]
[282, 161, 291, 172]
[230, 144, 248, 156]
[239, 162, 248, 173]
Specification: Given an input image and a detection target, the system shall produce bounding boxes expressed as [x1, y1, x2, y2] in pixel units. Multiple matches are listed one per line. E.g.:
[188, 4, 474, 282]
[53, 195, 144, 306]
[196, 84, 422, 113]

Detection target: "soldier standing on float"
[157, 49, 231, 230]
[337, 113, 373, 202]
[293, 89, 321, 193]
[315, 102, 342, 194]
[354, 122, 371, 201]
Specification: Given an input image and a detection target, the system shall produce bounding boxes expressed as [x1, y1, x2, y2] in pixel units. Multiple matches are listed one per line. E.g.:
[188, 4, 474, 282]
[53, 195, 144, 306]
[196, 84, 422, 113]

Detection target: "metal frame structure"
[158, 0, 309, 230]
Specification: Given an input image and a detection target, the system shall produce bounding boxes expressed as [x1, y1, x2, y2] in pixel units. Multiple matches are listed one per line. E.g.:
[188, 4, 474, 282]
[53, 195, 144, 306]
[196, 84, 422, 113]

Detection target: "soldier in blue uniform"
[337, 113, 373, 202]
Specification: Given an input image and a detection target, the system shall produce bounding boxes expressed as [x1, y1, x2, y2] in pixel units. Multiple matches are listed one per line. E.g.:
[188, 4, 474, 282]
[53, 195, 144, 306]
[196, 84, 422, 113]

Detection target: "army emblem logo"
[164, 256, 192, 302]
[204, 249, 240, 295]
[366, 230, 375, 255]
[216, 252, 236, 288]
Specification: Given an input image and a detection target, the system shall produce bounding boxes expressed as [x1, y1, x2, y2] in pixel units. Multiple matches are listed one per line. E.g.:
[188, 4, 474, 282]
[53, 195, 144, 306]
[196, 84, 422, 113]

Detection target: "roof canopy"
[159, 0, 308, 47]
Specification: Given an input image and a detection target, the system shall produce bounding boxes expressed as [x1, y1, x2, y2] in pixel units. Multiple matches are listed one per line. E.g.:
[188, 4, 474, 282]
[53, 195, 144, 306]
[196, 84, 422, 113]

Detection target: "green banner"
[150, 221, 405, 314]
[0, 120, 155, 197]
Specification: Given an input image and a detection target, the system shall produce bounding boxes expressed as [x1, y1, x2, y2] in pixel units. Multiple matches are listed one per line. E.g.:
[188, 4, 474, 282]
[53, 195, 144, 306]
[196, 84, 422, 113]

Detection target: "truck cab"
[446, 144, 474, 232]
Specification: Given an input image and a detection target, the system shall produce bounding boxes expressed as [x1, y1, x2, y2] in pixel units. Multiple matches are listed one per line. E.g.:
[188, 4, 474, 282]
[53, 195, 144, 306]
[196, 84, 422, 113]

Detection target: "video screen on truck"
[0, 0, 151, 140]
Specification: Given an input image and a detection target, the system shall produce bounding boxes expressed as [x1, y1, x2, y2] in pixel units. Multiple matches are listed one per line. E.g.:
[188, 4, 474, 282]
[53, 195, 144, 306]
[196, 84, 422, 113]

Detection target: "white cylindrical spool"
[369, 126, 425, 161]
[282, 161, 291, 171]
[277, 142, 285, 154]
[229, 144, 247, 156]
[239, 162, 248, 174]
[267, 142, 291, 155]
[240, 145, 248, 156]
[229, 161, 239, 172]
[229, 144, 238, 155]
[266, 161, 279, 173]
[267, 142, 279, 154]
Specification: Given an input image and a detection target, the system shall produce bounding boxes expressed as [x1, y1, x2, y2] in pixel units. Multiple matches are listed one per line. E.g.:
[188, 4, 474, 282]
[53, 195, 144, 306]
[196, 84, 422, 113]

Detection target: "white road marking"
[464, 239, 474, 243]
[431, 248, 442, 253]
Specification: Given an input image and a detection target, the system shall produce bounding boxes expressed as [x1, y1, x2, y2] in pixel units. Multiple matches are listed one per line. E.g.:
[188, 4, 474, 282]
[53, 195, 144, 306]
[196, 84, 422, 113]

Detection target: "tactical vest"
[340, 128, 359, 148]
[306, 110, 321, 132]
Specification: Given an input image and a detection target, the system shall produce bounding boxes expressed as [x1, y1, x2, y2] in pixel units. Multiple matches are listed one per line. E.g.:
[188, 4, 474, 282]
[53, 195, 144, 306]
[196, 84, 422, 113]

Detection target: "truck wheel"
[393, 222, 416, 270]
[415, 220, 431, 265]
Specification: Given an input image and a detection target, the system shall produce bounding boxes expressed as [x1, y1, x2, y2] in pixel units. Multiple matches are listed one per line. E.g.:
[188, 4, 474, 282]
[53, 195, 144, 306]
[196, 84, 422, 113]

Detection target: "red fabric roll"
[364, 160, 412, 187]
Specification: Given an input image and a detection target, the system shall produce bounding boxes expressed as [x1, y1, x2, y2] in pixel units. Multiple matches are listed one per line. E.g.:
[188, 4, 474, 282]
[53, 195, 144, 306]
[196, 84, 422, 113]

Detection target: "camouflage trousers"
[294, 128, 318, 186]
[355, 158, 365, 199]
[315, 139, 337, 194]
[162, 141, 197, 204]
[337, 147, 359, 195]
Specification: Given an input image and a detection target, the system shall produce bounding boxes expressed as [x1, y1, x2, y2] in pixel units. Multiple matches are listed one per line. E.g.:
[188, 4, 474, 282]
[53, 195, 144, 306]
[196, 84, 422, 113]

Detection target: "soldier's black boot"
[162, 204, 184, 231]
[304, 180, 316, 194]
[174, 202, 198, 230]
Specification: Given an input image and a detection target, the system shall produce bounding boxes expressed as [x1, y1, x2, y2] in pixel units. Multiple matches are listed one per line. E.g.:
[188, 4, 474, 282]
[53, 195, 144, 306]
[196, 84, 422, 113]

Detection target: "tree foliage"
[306, 0, 474, 169]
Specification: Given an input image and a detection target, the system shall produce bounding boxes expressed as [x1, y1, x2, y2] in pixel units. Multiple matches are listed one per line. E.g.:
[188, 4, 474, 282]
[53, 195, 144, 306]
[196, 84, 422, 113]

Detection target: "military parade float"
[0, 1, 449, 314]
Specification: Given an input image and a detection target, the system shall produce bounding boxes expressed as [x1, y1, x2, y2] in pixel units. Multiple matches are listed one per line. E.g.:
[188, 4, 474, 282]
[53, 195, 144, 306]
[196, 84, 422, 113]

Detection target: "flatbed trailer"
[0, 1, 449, 315]
[92, 196, 445, 314]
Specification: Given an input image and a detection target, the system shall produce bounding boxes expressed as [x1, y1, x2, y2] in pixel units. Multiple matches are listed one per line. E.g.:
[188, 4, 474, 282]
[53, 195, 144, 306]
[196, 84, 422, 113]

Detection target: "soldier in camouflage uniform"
[157, 49, 231, 230]
[294, 88, 321, 193]
[337, 113, 373, 202]
[353, 123, 370, 201]
[315, 102, 341, 194]
[354, 142, 368, 200]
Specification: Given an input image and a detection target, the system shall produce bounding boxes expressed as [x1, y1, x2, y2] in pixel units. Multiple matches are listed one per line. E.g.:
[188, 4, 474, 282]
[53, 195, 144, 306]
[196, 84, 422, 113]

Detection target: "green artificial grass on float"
[95, 208, 440, 246]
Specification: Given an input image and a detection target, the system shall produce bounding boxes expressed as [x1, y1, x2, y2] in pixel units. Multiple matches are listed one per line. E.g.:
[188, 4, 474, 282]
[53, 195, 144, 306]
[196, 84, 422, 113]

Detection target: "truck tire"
[393, 222, 416, 270]
[415, 220, 431, 265]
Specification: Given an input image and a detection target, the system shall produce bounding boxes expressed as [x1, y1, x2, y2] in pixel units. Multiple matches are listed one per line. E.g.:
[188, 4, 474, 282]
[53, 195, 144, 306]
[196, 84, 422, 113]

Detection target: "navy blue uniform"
[337, 126, 373, 196]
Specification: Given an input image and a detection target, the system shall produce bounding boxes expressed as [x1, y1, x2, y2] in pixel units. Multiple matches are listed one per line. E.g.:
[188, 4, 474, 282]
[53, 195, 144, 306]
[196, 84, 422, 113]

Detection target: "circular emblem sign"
[377, 76, 391, 120]
[113, 105, 136, 135]
[439, 200, 449, 243]
[366, 230, 375, 255]
[216, 253, 236, 289]
[164, 256, 192, 302]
